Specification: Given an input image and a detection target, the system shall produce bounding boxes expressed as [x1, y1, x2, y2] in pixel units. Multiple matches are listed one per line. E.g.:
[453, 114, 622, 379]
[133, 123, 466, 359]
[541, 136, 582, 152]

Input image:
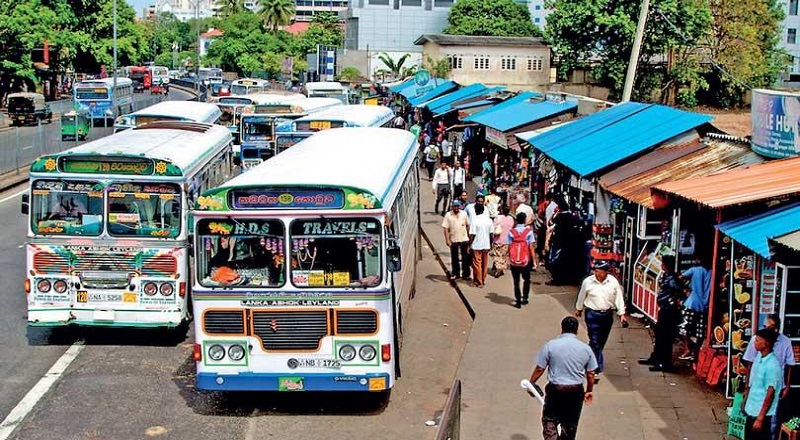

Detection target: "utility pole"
[112, 0, 118, 119]
[621, 0, 649, 102]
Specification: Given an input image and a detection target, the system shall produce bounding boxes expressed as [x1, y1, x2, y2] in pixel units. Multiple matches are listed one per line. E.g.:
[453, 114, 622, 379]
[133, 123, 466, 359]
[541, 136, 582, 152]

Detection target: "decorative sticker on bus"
[60, 157, 154, 175]
[231, 189, 345, 210]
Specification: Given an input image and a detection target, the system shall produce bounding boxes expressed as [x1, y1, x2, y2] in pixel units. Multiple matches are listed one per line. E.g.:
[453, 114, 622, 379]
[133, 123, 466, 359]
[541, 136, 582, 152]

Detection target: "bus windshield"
[290, 218, 382, 288]
[197, 219, 286, 288]
[276, 134, 309, 154]
[75, 88, 109, 100]
[242, 117, 273, 141]
[107, 183, 182, 238]
[30, 179, 104, 236]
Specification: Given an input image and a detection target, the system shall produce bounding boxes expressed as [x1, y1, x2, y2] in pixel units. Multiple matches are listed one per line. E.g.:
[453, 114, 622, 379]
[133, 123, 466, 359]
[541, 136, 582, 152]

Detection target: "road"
[0, 89, 196, 176]
[0, 178, 469, 440]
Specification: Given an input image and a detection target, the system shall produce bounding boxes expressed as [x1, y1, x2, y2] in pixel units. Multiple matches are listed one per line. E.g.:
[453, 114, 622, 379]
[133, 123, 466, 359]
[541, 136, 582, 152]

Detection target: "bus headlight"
[159, 283, 174, 296]
[143, 282, 158, 296]
[53, 280, 68, 294]
[208, 344, 225, 361]
[338, 344, 356, 362]
[228, 344, 245, 361]
[358, 345, 376, 362]
[37, 279, 51, 293]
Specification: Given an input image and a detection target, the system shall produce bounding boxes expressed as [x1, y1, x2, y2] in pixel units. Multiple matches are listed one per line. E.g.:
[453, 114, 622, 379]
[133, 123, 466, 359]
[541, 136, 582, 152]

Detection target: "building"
[343, 0, 454, 53]
[199, 28, 223, 58]
[779, 0, 800, 86]
[527, 0, 550, 28]
[414, 34, 552, 91]
[295, 0, 349, 21]
[144, 0, 216, 21]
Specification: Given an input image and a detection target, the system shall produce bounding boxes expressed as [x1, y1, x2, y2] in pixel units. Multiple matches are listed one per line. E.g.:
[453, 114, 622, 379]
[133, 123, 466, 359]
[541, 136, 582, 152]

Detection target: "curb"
[420, 227, 476, 320]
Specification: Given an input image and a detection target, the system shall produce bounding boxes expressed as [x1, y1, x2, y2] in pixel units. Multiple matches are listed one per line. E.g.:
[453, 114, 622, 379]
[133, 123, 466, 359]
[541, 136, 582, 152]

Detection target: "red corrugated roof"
[201, 28, 223, 38]
[651, 154, 800, 208]
[283, 22, 310, 35]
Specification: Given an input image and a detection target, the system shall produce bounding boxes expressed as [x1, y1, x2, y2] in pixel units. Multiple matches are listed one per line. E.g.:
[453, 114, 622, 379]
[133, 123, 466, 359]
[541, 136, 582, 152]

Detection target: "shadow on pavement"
[26, 323, 189, 347]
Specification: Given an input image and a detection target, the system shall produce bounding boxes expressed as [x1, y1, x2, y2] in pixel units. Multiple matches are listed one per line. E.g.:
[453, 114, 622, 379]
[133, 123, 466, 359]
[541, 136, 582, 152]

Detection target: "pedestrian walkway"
[418, 180, 732, 440]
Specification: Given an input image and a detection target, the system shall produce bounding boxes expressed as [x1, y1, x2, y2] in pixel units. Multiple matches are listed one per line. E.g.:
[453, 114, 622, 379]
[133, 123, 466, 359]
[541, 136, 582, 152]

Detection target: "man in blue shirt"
[529, 316, 597, 440]
[741, 328, 783, 440]
[678, 258, 711, 361]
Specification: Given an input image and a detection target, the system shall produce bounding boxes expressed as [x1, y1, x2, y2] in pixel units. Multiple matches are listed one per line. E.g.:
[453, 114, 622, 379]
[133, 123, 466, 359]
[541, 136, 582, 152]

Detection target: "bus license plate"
[77, 292, 123, 303]
[309, 121, 331, 130]
[297, 358, 340, 368]
[77, 291, 88, 303]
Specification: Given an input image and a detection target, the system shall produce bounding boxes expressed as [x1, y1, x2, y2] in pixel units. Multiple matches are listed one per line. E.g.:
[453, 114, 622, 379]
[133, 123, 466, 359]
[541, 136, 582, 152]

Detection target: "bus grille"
[73, 254, 136, 273]
[33, 252, 70, 274]
[336, 310, 378, 335]
[141, 255, 178, 277]
[204, 310, 245, 334]
[252, 311, 328, 351]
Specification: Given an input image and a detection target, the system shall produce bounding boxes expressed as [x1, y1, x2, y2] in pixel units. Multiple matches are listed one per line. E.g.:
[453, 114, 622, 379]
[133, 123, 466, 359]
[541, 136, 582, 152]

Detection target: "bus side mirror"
[387, 238, 401, 272]
[21, 193, 29, 215]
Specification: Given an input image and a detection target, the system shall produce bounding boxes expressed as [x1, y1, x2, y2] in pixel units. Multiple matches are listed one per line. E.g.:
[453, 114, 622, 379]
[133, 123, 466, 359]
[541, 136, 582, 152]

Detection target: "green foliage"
[258, 0, 295, 33]
[423, 55, 451, 79]
[336, 66, 362, 81]
[214, 0, 248, 17]
[445, 0, 542, 37]
[295, 12, 343, 54]
[378, 53, 411, 77]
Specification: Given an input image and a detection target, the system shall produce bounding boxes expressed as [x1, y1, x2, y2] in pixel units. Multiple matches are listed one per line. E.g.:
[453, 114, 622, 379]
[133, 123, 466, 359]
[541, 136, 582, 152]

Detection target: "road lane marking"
[0, 343, 85, 440]
[21, 146, 32, 151]
[0, 189, 26, 205]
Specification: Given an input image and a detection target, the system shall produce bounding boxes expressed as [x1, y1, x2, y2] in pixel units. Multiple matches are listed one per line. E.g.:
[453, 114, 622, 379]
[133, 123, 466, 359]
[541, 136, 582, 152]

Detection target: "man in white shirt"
[516, 196, 535, 227]
[469, 204, 494, 287]
[574, 261, 627, 382]
[452, 160, 466, 199]
[431, 162, 451, 215]
[440, 138, 453, 165]
[465, 194, 486, 225]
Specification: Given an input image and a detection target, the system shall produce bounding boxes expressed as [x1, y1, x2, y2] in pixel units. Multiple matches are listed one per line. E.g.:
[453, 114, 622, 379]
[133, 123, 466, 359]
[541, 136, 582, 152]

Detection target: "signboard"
[414, 70, 431, 87]
[60, 157, 154, 175]
[231, 188, 345, 210]
[485, 127, 508, 148]
[751, 89, 800, 158]
[316, 45, 337, 82]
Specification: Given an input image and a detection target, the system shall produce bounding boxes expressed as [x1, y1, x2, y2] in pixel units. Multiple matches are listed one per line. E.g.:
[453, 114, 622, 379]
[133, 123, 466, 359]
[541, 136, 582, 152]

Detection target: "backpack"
[426, 146, 438, 161]
[509, 227, 531, 267]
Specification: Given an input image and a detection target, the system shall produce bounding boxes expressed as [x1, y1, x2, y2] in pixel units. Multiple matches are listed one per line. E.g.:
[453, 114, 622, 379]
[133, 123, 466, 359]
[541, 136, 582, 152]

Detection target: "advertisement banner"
[485, 127, 507, 148]
[751, 89, 800, 158]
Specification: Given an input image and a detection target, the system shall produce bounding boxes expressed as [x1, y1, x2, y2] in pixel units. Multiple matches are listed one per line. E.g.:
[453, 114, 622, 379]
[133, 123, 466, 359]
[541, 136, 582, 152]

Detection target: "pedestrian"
[638, 254, 683, 372]
[392, 113, 406, 129]
[515, 193, 534, 227]
[677, 257, 711, 361]
[452, 160, 466, 199]
[440, 136, 453, 165]
[423, 143, 438, 180]
[490, 204, 515, 278]
[742, 314, 796, 437]
[465, 194, 486, 226]
[469, 204, 493, 287]
[535, 192, 553, 259]
[442, 200, 470, 281]
[740, 328, 782, 440]
[574, 261, 627, 382]
[431, 161, 451, 215]
[509, 212, 537, 308]
[485, 186, 501, 220]
[457, 190, 469, 208]
[528, 316, 597, 440]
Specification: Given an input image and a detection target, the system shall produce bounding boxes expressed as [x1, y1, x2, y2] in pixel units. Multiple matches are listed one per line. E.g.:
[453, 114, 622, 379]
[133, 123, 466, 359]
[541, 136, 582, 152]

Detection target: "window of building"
[369, 0, 390, 5]
[535, 4, 541, 9]
[474, 57, 490, 70]
[790, 28, 797, 45]
[448, 56, 463, 70]
[527, 58, 543, 71]
[534, 17, 540, 23]
[791, 0, 799, 15]
[434, 0, 454, 6]
[402, 0, 422, 5]
[501, 58, 516, 70]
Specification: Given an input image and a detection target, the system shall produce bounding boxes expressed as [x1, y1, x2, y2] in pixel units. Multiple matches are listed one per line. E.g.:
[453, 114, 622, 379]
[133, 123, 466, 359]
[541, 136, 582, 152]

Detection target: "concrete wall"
[346, 2, 451, 52]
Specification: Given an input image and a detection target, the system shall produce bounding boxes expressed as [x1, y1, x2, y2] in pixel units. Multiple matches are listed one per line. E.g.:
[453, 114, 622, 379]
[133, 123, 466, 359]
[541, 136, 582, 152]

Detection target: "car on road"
[150, 82, 168, 95]
[6, 92, 53, 126]
[60, 110, 92, 141]
[132, 80, 145, 93]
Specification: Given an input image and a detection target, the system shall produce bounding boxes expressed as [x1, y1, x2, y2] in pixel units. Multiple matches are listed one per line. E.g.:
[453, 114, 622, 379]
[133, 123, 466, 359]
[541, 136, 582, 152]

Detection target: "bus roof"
[128, 101, 222, 122]
[232, 78, 270, 85]
[305, 82, 345, 91]
[293, 105, 393, 127]
[198, 127, 416, 211]
[244, 97, 341, 117]
[75, 77, 133, 87]
[31, 122, 232, 178]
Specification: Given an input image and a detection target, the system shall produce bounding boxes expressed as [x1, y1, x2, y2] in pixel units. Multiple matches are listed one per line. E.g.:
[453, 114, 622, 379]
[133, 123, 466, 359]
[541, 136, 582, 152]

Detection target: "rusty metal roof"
[770, 230, 800, 252]
[600, 140, 765, 208]
[652, 154, 800, 208]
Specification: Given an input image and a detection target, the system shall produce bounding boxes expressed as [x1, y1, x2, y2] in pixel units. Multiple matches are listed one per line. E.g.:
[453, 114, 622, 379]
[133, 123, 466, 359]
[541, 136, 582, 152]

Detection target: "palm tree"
[424, 55, 451, 79]
[258, 0, 296, 33]
[377, 53, 411, 79]
[215, 0, 247, 17]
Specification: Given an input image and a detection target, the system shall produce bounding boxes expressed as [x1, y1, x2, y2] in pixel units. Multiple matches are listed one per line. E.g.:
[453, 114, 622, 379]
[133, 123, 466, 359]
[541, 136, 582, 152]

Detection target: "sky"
[125, 0, 151, 16]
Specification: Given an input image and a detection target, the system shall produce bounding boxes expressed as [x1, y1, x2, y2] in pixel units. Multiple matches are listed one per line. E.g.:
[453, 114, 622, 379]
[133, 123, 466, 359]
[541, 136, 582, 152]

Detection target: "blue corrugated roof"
[431, 86, 505, 116]
[398, 79, 453, 100]
[464, 97, 577, 132]
[519, 102, 713, 177]
[464, 92, 539, 122]
[388, 79, 414, 93]
[716, 202, 800, 258]
[407, 81, 458, 106]
[455, 99, 496, 110]
[419, 83, 485, 109]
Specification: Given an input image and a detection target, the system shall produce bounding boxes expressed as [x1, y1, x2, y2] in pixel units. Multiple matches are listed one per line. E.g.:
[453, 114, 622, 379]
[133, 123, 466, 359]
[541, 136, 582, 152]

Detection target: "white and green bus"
[192, 127, 420, 392]
[22, 121, 235, 328]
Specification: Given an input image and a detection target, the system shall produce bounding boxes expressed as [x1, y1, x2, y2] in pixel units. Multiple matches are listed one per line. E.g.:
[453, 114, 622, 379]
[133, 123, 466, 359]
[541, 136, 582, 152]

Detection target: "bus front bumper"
[196, 372, 391, 392]
[28, 308, 184, 328]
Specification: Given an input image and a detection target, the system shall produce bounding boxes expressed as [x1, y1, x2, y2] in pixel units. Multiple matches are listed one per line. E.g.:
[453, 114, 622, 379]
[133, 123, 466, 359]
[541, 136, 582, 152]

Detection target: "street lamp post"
[112, 0, 118, 120]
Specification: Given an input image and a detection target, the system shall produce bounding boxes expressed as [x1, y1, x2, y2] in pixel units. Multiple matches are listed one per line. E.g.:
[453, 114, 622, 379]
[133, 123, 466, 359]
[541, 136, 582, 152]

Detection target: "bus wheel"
[369, 390, 392, 409]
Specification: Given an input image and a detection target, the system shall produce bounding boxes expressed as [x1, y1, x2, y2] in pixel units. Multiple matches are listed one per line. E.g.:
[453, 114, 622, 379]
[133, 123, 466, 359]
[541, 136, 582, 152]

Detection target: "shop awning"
[652, 155, 800, 209]
[599, 139, 765, 208]
[716, 203, 800, 258]
[518, 102, 713, 177]
[464, 94, 577, 132]
[406, 81, 458, 106]
[769, 230, 800, 253]
[388, 78, 414, 93]
[427, 85, 506, 116]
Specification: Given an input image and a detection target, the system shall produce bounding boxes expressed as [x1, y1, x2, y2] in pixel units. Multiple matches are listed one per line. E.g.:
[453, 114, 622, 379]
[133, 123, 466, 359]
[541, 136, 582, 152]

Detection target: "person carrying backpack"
[508, 212, 538, 308]
[424, 143, 439, 180]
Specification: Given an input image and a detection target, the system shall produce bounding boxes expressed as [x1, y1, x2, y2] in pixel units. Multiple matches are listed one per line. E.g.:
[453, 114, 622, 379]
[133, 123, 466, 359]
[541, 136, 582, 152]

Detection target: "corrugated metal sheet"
[599, 140, 765, 207]
[463, 91, 538, 121]
[388, 78, 414, 93]
[518, 102, 713, 177]
[464, 97, 578, 132]
[406, 81, 458, 106]
[652, 155, 800, 208]
[455, 99, 495, 110]
[771, 230, 800, 252]
[430, 86, 505, 116]
[419, 83, 486, 111]
[396, 78, 453, 99]
[716, 202, 800, 257]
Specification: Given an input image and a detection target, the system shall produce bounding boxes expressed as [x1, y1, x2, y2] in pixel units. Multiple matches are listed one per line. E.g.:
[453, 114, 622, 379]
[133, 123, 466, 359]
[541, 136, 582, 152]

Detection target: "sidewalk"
[418, 180, 732, 440]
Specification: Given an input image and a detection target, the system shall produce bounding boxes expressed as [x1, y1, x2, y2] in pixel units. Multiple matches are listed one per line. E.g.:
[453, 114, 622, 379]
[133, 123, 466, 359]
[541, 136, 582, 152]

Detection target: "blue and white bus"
[191, 127, 420, 392]
[274, 105, 394, 154]
[239, 97, 342, 169]
[73, 78, 134, 122]
[304, 82, 350, 104]
[114, 101, 223, 132]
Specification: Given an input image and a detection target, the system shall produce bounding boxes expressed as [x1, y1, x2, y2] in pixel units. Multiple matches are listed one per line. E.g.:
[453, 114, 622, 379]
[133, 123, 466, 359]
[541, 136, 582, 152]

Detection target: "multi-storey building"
[780, 0, 800, 85]
[343, 0, 454, 53]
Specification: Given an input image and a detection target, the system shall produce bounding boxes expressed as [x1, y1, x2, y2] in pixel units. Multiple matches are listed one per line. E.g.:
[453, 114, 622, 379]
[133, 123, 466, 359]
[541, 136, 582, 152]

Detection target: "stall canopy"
[518, 102, 713, 177]
[716, 202, 800, 258]
[769, 230, 800, 254]
[463, 94, 577, 132]
[651, 155, 800, 209]
[388, 78, 414, 93]
[406, 81, 458, 106]
[598, 139, 765, 208]
[420, 84, 505, 116]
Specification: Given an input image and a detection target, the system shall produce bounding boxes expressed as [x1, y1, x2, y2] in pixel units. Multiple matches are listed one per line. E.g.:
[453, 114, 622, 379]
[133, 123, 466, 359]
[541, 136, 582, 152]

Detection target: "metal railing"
[435, 379, 462, 440]
[170, 79, 207, 102]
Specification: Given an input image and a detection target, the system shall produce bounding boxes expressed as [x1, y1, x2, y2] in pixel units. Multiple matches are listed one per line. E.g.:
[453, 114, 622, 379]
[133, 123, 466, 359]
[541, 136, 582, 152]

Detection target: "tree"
[423, 55, 451, 79]
[258, 0, 295, 33]
[294, 12, 343, 54]
[444, 0, 541, 37]
[377, 53, 411, 78]
[336, 66, 362, 82]
[215, 0, 247, 17]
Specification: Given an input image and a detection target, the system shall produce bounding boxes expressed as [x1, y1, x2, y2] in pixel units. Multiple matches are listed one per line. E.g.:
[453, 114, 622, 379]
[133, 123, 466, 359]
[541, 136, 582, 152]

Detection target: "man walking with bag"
[468, 204, 494, 287]
[508, 212, 538, 308]
[432, 161, 451, 215]
[442, 201, 471, 281]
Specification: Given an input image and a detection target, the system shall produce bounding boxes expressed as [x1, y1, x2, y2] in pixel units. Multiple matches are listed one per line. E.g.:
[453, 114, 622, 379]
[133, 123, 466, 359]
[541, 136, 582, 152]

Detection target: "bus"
[274, 105, 394, 154]
[211, 92, 304, 144]
[149, 65, 170, 85]
[304, 82, 350, 104]
[113, 101, 223, 132]
[128, 66, 152, 90]
[230, 78, 270, 96]
[22, 121, 236, 328]
[191, 127, 419, 392]
[239, 97, 342, 169]
[73, 77, 134, 122]
[198, 67, 223, 84]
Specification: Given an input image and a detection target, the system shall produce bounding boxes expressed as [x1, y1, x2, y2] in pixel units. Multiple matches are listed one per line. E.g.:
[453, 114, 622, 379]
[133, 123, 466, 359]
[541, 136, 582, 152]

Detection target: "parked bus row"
[21, 122, 419, 395]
